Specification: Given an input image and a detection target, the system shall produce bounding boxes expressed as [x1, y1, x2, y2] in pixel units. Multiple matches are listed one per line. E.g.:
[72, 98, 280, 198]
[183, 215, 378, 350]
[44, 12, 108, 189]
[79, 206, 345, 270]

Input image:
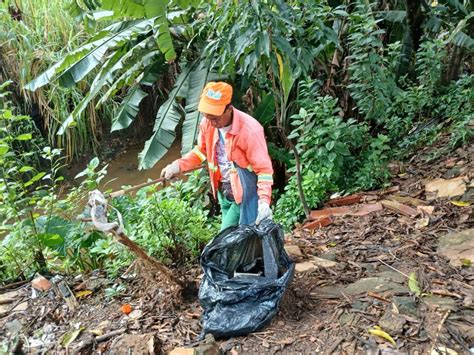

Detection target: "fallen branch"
[430, 310, 451, 354]
[367, 291, 391, 303]
[0, 297, 15, 305]
[86, 190, 183, 288]
[377, 259, 410, 279]
[111, 228, 182, 287]
[0, 296, 25, 318]
[109, 166, 203, 198]
[0, 280, 29, 292]
[73, 328, 126, 353]
[325, 336, 345, 354]
[430, 289, 462, 299]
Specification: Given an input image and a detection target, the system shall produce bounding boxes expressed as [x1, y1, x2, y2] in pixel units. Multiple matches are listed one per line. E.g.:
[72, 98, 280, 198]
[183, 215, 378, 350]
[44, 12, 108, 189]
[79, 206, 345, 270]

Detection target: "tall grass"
[0, 0, 115, 161]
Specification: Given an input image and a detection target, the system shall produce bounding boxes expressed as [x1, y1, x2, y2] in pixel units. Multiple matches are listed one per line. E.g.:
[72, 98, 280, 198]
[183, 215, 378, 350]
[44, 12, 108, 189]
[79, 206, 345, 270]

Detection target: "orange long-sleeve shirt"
[177, 107, 273, 204]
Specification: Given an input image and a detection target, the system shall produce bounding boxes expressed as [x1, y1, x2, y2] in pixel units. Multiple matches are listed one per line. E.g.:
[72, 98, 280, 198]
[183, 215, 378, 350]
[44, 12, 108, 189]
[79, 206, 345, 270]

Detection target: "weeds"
[0, 0, 116, 161]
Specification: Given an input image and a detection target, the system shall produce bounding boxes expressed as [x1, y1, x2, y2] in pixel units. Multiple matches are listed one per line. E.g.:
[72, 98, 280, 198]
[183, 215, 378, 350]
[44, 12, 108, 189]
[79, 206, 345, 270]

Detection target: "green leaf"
[0, 144, 9, 155]
[3, 110, 12, 119]
[97, 50, 159, 107]
[38, 233, 65, 248]
[451, 31, 474, 50]
[254, 94, 275, 126]
[35, 216, 71, 254]
[446, 0, 468, 14]
[102, 0, 145, 18]
[89, 157, 100, 169]
[61, 37, 154, 133]
[181, 60, 214, 154]
[19, 166, 34, 173]
[408, 272, 421, 296]
[154, 16, 177, 62]
[277, 53, 295, 105]
[139, 62, 197, 169]
[326, 141, 335, 151]
[333, 9, 349, 17]
[25, 19, 154, 91]
[59, 48, 158, 135]
[299, 108, 308, 119]
[24, 172, 46, 187]
[60, 327, 85, 348]
[15, 133, 32, 141]
[261, 31, 270, 57]
[144, 1, 164, 17]
[111, 87, 148, 131]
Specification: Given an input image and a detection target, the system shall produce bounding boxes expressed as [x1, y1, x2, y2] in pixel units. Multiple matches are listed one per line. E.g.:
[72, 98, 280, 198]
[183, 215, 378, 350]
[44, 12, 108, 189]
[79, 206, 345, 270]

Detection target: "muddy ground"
[1, 136, 473, 354]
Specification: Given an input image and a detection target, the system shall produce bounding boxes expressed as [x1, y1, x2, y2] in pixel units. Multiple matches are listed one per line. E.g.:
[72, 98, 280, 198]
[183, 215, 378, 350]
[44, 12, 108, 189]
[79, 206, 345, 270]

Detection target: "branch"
[271, 126, 310, 219]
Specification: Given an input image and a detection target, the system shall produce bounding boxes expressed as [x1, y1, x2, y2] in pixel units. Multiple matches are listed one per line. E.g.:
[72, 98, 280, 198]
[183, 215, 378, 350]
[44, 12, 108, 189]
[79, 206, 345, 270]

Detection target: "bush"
[274, 89, 391, 229]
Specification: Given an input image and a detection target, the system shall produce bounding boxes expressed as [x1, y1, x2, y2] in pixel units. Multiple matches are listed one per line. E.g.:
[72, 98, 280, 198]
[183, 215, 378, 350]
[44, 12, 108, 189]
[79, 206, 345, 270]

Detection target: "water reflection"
[100, 142, 182, 193]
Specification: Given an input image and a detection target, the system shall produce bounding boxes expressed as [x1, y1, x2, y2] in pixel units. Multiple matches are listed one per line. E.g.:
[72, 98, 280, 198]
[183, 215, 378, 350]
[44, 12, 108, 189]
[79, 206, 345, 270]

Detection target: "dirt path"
[1, 137, 473, 354]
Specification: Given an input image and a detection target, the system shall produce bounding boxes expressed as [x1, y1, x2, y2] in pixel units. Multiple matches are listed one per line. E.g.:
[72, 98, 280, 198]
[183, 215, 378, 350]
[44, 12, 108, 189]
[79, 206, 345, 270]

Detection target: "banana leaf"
[25, 19, 154, 91]
[111, 86, 148, 131]
[181, 60, 212, 154]
[253, 94, 275, 127]
[97, 50, 160, 106]
[59, 50, 159, 134]
[59, 47, 129, 134]
[102, 0, 146, 18]
[153, 17, 177, 62]
[138, 63, 196, 170]
[100, 0, 176, 61]
[451, 31, 474, 49]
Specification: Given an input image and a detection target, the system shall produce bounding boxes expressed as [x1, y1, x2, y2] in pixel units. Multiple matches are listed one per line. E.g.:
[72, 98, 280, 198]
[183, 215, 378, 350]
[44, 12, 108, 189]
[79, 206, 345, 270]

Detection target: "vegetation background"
[0, 0, 472, 284]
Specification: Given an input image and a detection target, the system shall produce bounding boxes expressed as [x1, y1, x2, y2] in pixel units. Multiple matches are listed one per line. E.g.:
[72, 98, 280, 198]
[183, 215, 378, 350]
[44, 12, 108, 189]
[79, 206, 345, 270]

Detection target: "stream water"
[98, 142, 182, 193]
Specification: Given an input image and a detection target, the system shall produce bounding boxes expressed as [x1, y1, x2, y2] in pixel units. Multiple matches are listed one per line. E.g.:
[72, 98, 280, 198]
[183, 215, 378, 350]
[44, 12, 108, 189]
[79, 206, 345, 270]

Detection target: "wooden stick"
[96, 328, 127, 342]
[367, 291, 391, 303]
[109, 166, 203, 198]
[0, 297, 25, 318]
[0, 298, 15, 305]
[73, 328, 126, 353]
[109, 177, 166, 198]
[0, 279, 29, 292]
[325, 336, 345, 354]
[377, 259, 410, 279]
[430, 310, 451, 354]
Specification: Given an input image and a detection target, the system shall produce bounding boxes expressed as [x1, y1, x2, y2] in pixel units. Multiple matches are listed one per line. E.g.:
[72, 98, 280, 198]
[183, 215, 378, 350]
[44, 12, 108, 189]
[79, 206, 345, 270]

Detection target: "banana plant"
[378, 0, 473, 79]
[139, 59, 223, 169]
[24, 0, 218, 168]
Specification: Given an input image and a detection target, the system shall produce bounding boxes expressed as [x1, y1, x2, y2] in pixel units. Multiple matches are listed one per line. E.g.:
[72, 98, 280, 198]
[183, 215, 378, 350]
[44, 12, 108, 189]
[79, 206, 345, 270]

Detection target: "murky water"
[100, 142, 182, 193]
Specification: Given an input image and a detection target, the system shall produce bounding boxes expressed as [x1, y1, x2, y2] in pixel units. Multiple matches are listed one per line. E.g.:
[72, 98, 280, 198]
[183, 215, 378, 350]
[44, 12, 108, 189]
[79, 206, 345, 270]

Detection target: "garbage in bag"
[199, 219, 295, 338]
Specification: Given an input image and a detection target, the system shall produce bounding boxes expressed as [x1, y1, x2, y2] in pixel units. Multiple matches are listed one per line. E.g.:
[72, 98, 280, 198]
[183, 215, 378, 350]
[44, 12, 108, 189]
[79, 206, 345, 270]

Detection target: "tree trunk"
[406, 0, 424, 55]
[441, 20, 473, 84]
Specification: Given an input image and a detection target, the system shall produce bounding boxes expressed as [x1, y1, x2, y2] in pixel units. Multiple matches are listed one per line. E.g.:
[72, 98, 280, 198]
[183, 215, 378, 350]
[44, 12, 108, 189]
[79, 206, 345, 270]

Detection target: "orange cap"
[198, 82, 233, 116]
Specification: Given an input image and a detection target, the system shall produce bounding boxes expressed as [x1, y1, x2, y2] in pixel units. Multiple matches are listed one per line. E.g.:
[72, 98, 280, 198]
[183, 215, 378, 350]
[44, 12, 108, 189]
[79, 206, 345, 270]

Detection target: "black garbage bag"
[198, 220, 295, 338]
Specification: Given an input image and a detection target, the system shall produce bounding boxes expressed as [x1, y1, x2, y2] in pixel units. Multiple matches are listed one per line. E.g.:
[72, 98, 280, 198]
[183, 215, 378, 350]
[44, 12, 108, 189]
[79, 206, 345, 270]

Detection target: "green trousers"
[217, 191, 240, 231]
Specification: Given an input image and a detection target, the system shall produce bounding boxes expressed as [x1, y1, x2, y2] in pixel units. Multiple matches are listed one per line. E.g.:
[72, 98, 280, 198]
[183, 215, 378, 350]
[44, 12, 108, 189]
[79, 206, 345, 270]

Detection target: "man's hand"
[160, 161, 180, 180]
[256, 200, 272, 225]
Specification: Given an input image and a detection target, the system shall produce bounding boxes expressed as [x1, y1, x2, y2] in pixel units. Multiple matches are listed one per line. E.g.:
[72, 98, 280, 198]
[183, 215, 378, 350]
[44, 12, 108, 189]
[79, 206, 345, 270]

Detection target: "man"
[160, 81, 273, 230]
